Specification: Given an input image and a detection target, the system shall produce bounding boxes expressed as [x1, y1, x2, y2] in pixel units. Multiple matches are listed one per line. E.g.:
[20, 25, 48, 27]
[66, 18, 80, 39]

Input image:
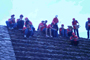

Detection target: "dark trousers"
[68, 31, 72, 37]
[87, 29, 90, 38]
[70, 40, 79, 46]
[74, 29, 79, 37]
[24, 29, 33, 37]
[17, 21, 24, 29]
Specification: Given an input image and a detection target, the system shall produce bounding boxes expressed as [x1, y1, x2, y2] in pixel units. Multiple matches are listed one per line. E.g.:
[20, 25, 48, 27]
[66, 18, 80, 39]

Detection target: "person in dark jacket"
[6, 14, 17, 29]
[17, 14, 24, 30]
[85, 18, 90, 39]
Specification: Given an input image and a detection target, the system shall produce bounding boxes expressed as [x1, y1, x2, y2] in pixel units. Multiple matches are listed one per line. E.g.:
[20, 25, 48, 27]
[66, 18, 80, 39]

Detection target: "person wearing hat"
[72, 18, 79, 37]
[17, 14, 24, 30]
[6, 14, 17, 29]
[85, 18, 90, 39]
[70, 32, 79, 46]
[59, 24, 68, 37]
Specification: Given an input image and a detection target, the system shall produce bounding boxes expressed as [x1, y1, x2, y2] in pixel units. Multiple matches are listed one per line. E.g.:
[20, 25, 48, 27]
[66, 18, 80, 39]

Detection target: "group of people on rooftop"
[5, 14, 90, 46]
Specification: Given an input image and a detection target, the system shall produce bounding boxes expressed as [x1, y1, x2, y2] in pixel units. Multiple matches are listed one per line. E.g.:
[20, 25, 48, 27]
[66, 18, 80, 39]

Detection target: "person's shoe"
[46, 35, 49, 37]
[24, 35, 26, 38]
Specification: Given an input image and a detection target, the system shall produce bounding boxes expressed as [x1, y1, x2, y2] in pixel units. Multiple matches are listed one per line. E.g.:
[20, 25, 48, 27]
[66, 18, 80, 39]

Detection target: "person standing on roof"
[70, 32, 79, 46]
[6, 14, 17, 29]
[52, 15, 59, 24]
[17, 14, 24, 30]
[85, 18, 90, 39]
[72, 18, 79, 37]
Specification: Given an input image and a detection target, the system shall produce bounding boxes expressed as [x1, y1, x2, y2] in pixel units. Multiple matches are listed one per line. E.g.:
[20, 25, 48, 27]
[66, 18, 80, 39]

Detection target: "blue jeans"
[52, 30, 58, 37]
[61, 29, 68, 37]
[25, 29, 33, 37]
[74, 29, 79, 37]
[17, 20, 24, 29]
[6, 21, 17, 28]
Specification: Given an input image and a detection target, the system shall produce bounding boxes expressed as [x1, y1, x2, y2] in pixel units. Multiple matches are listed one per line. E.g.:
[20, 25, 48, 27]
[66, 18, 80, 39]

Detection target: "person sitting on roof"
[6, 14, 17, 29]
[72, 18, 79, 37]
[59, 24, 68, 37]
[47, 23, 54, 37]
[67, 26, 73, 37]
[25, 17, 35, 31]
[38, 20, 49, 37]
[70, 32, 79, 46]
[37, 21, 44, 31]
[17, 14, 24, 30]
[24, 24, 34, 38]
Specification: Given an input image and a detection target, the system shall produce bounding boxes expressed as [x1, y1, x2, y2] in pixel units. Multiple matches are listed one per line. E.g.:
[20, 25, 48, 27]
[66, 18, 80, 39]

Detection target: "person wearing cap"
[72, 18, 79, 37]
[24, 24, 33, 38]
[52, 15, 59, 24]
[17, 14, 24, 30]
[6, 14, 17, 29]
[67, 26, 73, 37]
[38, 20, 49, 37]
[85, 18, 90, 39]
[70, 32, 79, 46]
[59, 24, 68, 37]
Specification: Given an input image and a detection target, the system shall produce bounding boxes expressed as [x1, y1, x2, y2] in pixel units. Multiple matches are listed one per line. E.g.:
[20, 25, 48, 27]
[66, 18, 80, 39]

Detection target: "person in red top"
[70, 32, 79, 46]
[24, 17, 35, 31]
[17, 14, 24, 30]
[52, 15, 59, 24]
[59, 24, 68, 37]
[38, 20, 49, 37]
[6, 14, 17, 29]
[72, 18, 79, 37]
[67, 26, 73, 37]
[47, 23, 55, 37]
[24, 24, 34, 38]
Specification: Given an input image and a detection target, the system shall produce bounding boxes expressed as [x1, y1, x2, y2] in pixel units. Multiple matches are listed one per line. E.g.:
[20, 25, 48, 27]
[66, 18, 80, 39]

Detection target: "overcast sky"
[0, 0, 90, 38]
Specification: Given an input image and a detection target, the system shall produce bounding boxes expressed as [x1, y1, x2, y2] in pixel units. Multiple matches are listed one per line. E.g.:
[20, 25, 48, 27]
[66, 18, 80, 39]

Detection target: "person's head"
[44, 20, 47, 24]
[41, 21, 44, 24]
[72, 32, 75, 36]
[55, 15, 58, 18]
[11, 14, 15, 19]
[72, 18, 75, 21]
[88, 18, 90, 21]
[20, 14, 24, 19]
[25, 17, 29, 21]
[61, 24, 64, 28]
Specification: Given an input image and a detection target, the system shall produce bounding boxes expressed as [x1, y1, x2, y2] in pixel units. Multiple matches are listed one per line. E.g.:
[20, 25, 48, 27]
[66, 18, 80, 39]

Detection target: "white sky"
[0, 0, 90, 38]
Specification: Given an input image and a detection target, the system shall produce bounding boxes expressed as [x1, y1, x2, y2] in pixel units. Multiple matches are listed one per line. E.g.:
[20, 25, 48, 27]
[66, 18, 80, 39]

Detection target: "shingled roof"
[0, 25, 90, 60]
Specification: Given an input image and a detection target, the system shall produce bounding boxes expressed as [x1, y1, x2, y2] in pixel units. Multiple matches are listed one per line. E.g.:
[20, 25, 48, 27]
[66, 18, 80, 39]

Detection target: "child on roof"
[38, 20, 49, 37]
[24, 17, 35, 31]
[17, 14, 24, 30]
[6, 14, 17, 29]
[24, 24, 34, 38]
[59, 24, 68, 37]
[70, 32, 79, 46]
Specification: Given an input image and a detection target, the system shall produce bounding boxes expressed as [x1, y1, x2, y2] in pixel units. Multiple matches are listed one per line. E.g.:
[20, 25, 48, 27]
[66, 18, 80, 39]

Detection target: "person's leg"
[61, 29, 64, 37]
[76, 29, 79, 37]
[87, 29, 89, 39]
[74, 29, 76, 35]
[13, 23, 17, 29]
[64, 29, 68, 37]
[29, 31, 33, 36]
[24, 29, 29, 37]
[6, 21, 10, 28]
[49, 29, 53, 37]
[21, 21, 24, 29]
